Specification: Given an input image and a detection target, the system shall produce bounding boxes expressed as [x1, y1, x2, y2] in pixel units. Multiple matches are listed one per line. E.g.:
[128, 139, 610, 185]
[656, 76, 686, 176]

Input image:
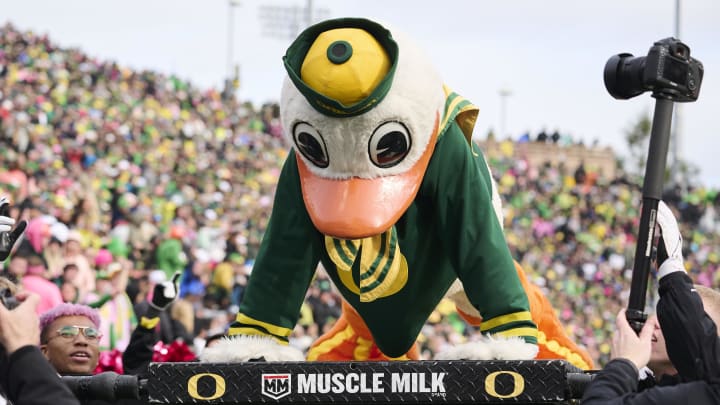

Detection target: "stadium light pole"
[498, 88, 512, 139]
[671, 0, 685, 191]
[225, 0, 242, 96]
[259, 0, 329, 40]
[306, 0, 314, 28]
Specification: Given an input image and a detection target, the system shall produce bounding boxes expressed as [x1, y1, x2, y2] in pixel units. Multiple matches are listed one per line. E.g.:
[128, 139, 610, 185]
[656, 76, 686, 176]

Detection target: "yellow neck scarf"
[325, 227, 408, 302]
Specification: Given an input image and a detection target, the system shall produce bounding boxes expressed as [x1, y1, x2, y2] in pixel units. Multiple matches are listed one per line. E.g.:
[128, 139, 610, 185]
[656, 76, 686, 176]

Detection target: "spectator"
[0, 152, 28, 201]
[133, 271, 192, 345]
[45, 234, 67, 279]
[643, 284, 720, 385]
[60, 280, 80, 304]
[536, 130, 548, 142]
[38, 273, 180, 403]
[3, 254, 27, 282]
[86, 263, 136, 352]
[581, 201, 720, 404]
[13, 217, 49, 258]
[21, 253, 63, 314]
[123, 272, 183, 376]
[155, 228, 187, 282]
[55, 263, 80, 303]
[0, 290, 80, 405]
[61, 231, 95, 302]
[39, 303, 102, 376]
[551, 130, 560, 143]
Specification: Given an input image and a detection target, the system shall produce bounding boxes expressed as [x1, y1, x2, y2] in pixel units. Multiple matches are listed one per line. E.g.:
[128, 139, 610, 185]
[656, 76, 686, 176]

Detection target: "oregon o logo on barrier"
[484, 371, 525, 399]
[187, 373, 226, 401]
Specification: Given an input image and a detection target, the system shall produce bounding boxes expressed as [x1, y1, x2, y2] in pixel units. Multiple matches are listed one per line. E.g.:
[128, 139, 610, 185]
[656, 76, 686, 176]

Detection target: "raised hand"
[612, 309, 655, 371]
[0, 198, 27, 262]
[150, 272, 181, 311]
[0, 292, 40, 354]
[655, 201, 685, 278]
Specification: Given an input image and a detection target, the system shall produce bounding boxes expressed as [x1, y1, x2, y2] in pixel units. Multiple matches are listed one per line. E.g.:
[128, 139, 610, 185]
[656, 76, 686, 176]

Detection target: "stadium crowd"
[1, 22, 720, 370]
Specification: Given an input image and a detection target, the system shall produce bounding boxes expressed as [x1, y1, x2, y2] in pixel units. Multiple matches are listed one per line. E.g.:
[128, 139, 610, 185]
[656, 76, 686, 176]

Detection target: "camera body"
[604, 37, 703, 101]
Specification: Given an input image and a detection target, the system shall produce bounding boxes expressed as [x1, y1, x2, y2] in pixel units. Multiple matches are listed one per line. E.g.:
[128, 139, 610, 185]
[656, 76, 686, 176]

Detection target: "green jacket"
[231, 94, 537, 357]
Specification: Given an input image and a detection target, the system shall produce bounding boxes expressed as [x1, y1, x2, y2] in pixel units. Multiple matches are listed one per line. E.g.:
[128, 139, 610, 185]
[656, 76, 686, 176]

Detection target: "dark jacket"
[133, 301, 192, 346]
[582, 272, 720, 404]
[76, 393, 143, 405]
[121, 313, 159, 378]
[1, 345, 80, 405]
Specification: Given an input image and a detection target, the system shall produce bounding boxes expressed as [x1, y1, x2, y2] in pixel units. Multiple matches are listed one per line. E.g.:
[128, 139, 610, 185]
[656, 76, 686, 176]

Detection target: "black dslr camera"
[604, 37, 703, 101]
[605, 38, 703, 334]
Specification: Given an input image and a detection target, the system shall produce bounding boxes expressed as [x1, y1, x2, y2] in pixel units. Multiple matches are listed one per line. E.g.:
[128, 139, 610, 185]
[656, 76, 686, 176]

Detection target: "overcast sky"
[4, 0, 720, 187]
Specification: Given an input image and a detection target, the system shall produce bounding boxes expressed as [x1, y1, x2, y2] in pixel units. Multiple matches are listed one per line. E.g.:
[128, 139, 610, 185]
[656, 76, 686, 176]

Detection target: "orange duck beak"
[297, 114, 439, 239]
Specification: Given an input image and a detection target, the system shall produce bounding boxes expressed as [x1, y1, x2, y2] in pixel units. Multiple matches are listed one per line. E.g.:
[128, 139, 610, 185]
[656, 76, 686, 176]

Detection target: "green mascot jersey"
[230, 93, 538, 357]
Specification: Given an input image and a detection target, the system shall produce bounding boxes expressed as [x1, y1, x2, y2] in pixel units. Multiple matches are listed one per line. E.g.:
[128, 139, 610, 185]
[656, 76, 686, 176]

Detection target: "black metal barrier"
[62, 360, 596, 404]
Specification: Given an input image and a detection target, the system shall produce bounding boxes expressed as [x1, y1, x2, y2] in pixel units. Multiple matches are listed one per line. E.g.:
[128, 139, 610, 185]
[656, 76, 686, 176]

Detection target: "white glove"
[149, 272, 181, 311]
[0, 197, 14, 233]
[0, 216, 14, 233]
[0, 197, 26, 261]
[656, 201, 685, 279]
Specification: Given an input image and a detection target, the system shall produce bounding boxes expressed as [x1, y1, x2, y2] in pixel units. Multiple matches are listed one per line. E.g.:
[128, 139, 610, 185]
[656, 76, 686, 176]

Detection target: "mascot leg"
[452, 261, 594, 370]
[307, 300, 419, 361]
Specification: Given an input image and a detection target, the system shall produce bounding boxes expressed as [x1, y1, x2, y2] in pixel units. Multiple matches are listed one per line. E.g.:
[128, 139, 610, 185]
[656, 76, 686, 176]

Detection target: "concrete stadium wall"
[477, 138, 617, 180]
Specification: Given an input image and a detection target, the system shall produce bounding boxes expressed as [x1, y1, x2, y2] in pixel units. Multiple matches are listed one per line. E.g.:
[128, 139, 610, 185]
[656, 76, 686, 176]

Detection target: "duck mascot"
[202, 18, 593, 370]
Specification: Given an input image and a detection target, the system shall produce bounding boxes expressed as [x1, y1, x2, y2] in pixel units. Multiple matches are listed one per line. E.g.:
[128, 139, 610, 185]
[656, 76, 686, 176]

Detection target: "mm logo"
[261, 374, 291, 400]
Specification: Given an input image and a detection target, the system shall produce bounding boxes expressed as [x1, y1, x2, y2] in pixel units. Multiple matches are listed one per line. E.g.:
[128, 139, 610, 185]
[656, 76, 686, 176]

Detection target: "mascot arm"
[433, 126, 538, 359]
[202, 154, 321, 362]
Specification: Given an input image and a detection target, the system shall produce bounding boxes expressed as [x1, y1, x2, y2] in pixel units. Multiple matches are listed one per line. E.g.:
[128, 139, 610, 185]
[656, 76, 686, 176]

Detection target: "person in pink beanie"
[21, 253, 63, 315]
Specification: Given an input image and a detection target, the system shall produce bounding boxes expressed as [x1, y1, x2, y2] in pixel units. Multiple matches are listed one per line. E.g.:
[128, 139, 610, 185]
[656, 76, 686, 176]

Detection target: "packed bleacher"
[2, 22, 720, 370]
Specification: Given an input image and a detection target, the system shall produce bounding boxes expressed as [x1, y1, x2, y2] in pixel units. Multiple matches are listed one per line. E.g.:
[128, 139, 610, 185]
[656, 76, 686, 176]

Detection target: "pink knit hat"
[94, 249, 113, 267]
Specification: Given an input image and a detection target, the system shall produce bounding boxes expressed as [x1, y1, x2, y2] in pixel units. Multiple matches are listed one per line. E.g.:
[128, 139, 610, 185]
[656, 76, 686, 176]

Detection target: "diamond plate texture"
[147, 360, 577, 404]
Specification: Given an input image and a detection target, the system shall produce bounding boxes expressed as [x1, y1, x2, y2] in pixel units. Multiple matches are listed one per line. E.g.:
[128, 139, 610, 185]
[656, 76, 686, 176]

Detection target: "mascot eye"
[368, 121, 411, 168]
[293, 122, 329, 168]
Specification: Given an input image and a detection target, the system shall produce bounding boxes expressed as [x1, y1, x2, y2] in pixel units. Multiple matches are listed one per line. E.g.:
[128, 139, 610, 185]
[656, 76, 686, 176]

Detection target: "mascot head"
[281, 18, 445, 239]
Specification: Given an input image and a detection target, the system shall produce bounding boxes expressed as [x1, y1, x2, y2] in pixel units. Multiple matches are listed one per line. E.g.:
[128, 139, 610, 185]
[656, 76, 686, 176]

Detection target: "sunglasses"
[52, 325, 102, 342]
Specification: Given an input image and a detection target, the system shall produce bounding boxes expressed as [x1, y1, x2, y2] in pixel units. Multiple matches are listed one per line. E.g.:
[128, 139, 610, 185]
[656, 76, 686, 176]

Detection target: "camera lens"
[0, 285, 19, 310]
[604, 53, 647, 100]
